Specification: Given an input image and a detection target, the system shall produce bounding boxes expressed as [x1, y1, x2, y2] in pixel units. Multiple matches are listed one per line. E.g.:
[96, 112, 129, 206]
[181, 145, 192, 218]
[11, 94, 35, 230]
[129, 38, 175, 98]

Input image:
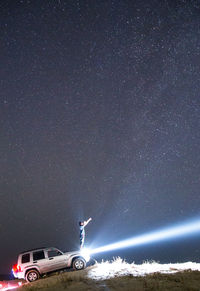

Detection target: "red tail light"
[13, 264, 17, 272]
[12, 264, 18, 272]
[18, 265, 21, 272]
[12, 264, 21, 272]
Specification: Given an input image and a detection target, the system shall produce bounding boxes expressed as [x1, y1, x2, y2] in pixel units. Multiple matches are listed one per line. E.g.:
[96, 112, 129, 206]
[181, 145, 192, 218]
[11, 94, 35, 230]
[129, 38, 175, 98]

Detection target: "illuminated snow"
[87, 258, 200, 280]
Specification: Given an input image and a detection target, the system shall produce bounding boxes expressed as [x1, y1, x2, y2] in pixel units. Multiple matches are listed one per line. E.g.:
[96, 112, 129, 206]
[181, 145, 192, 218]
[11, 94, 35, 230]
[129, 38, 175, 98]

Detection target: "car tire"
[72, 257, 86, 270]
[25, 269, 40, 282]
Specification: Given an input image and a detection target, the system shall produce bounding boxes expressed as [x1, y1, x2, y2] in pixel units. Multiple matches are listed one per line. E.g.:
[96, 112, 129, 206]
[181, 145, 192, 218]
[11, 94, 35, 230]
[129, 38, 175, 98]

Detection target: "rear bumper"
[12, 270, 24, 279]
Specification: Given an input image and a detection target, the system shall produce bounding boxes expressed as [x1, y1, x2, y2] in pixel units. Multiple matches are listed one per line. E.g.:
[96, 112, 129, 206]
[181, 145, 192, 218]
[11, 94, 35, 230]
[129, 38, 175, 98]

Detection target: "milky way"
[1, 0, 200, 273]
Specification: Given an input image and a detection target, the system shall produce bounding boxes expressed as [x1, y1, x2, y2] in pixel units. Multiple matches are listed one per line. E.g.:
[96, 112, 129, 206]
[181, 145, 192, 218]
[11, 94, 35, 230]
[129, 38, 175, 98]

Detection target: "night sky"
[1, 0, 200, 274]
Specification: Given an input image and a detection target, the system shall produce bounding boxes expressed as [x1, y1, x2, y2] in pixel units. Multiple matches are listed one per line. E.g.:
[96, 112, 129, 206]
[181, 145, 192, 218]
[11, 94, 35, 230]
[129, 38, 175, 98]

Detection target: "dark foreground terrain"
[14, 269, 200, 291]
[1, 259, 200, 290]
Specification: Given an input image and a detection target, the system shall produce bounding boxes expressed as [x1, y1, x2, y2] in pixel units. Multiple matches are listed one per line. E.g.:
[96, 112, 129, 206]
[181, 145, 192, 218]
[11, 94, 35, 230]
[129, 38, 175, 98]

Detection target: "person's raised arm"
[84, 217, 92, 227]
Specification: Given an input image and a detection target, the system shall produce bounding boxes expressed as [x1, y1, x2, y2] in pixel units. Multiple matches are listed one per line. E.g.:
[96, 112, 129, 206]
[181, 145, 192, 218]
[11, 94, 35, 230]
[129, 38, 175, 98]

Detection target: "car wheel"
[26, 269, 40, 282]
[73, 258, 86, 270]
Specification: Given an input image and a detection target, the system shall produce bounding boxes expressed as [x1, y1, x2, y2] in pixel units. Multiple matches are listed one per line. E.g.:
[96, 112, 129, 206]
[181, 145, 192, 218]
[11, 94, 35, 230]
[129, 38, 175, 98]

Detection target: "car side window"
[33, 250, 45, 261]
[48, 250, 62, 258]
[21, 254, 30, 264]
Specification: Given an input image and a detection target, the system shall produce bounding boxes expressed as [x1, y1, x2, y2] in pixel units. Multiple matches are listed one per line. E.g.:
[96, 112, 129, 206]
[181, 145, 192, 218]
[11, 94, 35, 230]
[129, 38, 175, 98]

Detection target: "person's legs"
[80, 236, 85, 249]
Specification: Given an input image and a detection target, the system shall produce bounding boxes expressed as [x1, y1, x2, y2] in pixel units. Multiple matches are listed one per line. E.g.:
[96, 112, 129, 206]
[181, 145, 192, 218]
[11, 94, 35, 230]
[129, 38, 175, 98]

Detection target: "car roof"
[19, 247, 62, 255]
[19, 247, 47, 254]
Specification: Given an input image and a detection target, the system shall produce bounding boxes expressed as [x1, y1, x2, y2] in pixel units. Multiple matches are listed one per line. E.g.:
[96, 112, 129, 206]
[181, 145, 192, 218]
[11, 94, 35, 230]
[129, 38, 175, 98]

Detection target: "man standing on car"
[79, 217, 92, 249]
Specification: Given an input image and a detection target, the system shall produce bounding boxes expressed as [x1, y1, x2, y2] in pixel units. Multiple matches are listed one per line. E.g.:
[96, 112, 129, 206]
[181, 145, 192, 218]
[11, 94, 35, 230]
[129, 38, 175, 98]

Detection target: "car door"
[32, 250, 50, 274]
[46, 248, 68, 271]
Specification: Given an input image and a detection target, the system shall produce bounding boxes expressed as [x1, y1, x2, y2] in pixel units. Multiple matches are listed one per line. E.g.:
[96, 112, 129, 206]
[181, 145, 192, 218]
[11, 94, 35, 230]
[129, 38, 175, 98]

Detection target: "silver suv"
[12, 247, 90, 282]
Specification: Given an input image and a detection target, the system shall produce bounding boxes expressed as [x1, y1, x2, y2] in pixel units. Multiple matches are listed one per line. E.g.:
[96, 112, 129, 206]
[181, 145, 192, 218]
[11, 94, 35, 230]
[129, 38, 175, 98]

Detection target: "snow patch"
[88, 257, 200, 280]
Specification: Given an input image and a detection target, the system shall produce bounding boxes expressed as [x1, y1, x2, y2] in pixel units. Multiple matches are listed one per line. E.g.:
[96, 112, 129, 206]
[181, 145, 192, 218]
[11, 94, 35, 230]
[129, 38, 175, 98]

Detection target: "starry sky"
[1, 0, 200, 274]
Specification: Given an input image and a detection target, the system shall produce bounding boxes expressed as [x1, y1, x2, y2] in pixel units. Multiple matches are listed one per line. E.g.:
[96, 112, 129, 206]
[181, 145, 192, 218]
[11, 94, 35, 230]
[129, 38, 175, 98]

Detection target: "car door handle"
[49, 258, 54, 260]
[33, 261, 37, 263]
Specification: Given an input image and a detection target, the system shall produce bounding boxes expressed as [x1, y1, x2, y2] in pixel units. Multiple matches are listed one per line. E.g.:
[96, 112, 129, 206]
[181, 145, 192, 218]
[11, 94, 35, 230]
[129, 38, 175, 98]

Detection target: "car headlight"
[81, 248, 91, 262]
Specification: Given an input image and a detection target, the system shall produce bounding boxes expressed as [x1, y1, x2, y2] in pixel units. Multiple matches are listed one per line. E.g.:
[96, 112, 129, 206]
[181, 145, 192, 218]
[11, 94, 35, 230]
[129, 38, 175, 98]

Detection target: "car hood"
[63, 250, 81, 256]
[63, 250, 90, 262]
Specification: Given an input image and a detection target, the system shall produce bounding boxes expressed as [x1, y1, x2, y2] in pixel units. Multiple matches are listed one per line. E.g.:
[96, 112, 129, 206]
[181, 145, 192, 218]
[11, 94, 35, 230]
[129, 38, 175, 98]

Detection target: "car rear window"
[33, 250, 45, 261]
[21, 253, 30, 264]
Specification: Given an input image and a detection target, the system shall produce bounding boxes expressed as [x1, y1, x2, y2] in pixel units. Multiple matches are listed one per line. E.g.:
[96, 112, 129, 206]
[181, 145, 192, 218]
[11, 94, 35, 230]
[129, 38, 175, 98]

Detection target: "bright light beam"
[90, 219, 200, 255]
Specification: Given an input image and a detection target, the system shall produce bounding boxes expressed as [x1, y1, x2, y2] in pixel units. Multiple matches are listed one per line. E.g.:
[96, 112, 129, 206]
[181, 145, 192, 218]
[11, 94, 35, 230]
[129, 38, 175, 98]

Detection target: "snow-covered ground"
[88, 258, 200, 280]
[1, 258, 200, 290]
